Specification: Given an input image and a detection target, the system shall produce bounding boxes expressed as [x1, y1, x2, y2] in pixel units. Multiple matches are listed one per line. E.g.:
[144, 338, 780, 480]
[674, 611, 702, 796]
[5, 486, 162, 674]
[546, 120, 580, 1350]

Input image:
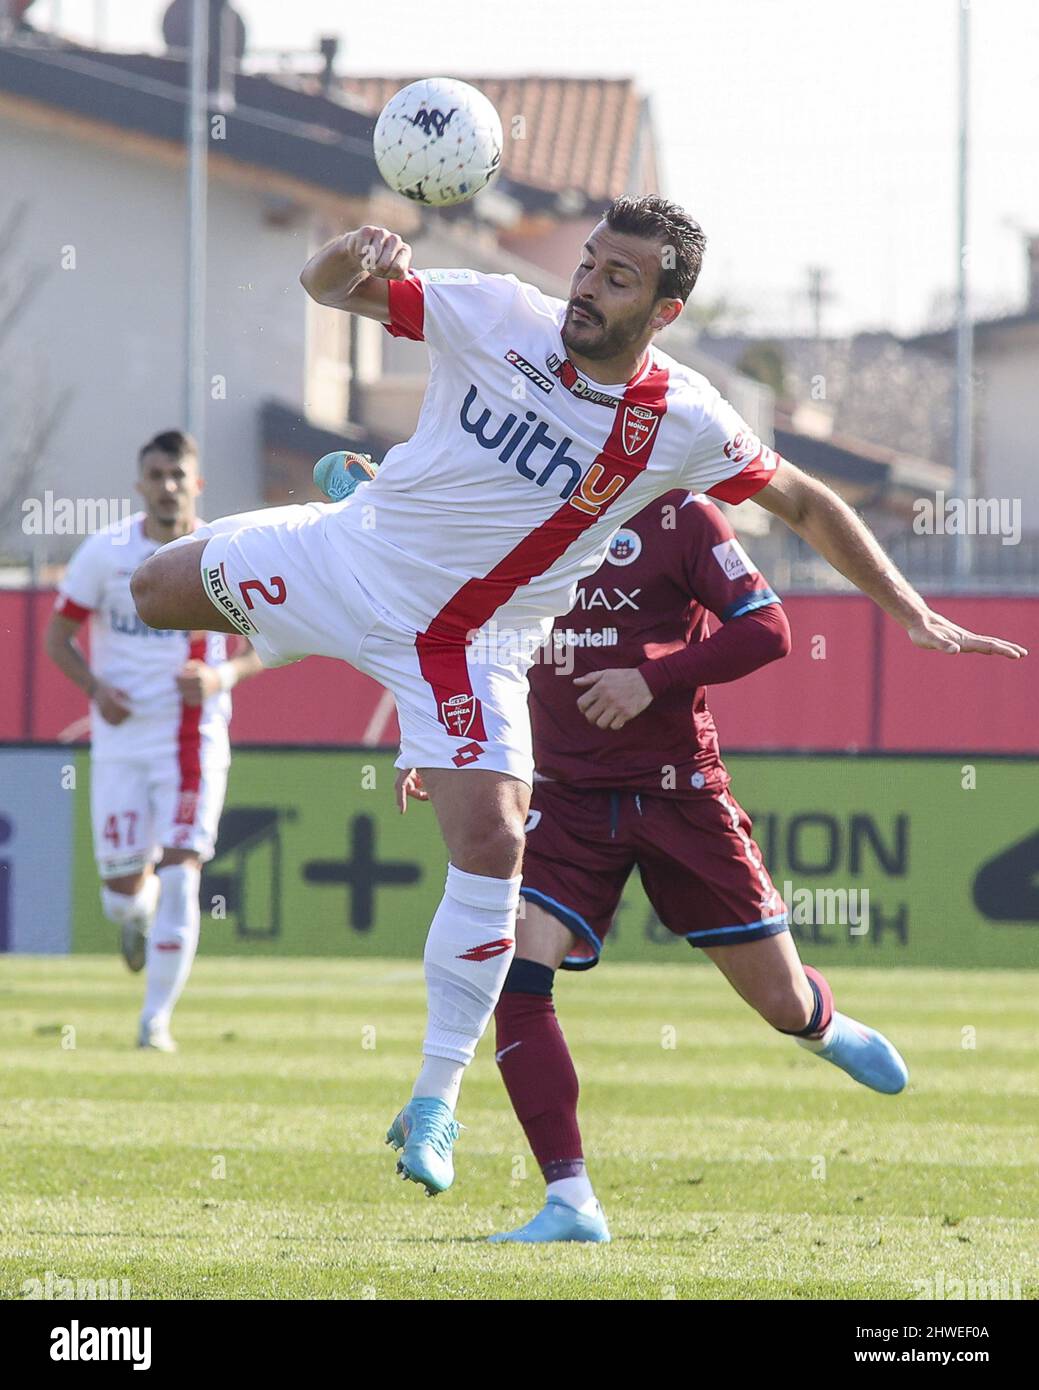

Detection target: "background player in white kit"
[130, 198, 1025, 1193]
[45, 431, 261, 1051]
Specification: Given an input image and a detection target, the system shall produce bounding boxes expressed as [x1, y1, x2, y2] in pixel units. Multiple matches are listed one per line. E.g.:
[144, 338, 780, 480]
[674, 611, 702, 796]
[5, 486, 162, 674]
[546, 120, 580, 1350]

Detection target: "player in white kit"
[129, 198, 1026, 1191]
[45, 431, 261, 1051]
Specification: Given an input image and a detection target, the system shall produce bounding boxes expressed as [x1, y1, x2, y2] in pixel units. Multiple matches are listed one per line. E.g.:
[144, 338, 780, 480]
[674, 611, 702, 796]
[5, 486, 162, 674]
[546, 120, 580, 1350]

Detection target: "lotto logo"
[504, 348, 554, 395]
[451, 741, 484, 767]
[457, 937, 513, 962]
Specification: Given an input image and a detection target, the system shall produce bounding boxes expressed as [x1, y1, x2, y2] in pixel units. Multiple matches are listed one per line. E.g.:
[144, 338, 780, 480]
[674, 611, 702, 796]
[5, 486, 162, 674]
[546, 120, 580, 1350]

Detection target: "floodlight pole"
[184, 0, 209, 453]
[953, 0, 973, 584]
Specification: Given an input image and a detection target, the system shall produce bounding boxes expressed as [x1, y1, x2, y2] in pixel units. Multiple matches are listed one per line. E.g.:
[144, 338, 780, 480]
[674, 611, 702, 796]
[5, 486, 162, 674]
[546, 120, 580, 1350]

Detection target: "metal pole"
[185, 0, 209, 451]
[953, 0, 973, 583]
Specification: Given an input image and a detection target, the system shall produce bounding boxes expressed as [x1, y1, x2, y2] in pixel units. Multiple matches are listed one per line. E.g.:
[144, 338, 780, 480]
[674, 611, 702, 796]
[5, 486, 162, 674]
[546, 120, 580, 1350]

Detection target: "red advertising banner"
[6, 590, 1037, 753]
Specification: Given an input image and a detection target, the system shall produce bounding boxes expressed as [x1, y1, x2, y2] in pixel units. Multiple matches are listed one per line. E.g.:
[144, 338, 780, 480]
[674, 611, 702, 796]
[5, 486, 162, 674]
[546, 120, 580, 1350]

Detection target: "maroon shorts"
[520, 781, 788, 969]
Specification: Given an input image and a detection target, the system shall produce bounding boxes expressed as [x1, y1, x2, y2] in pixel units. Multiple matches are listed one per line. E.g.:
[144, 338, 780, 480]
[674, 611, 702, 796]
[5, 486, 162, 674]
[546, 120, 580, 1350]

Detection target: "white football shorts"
[91, 755, 228, 878]
[192, 503, 540, 784]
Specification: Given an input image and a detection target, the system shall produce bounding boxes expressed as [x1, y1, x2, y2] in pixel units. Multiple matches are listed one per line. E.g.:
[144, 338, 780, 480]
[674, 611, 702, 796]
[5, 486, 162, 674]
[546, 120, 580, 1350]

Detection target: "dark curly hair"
[604, 194, 707, 302]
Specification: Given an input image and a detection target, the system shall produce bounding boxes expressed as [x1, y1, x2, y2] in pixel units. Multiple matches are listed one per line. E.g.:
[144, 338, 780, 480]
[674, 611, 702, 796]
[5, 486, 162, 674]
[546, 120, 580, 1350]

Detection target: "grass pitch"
[1, 957, 1036, 1300]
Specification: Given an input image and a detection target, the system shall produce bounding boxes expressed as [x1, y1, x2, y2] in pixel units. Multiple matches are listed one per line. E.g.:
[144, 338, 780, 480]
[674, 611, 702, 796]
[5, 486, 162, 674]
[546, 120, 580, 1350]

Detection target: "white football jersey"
[326, 268, 780, 640]
[56, 513, 231, 764]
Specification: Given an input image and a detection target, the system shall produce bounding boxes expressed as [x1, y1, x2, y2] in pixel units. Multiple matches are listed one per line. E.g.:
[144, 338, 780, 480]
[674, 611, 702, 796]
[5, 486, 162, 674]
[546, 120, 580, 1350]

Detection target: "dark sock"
[777, 964, 835, 1039]
[542, 1157, 587, 1183]
[494, 957, 583, 1176]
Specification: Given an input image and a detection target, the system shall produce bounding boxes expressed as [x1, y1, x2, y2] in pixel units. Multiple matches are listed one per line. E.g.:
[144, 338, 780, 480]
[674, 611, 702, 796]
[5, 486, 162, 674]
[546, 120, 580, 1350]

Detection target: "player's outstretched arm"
[299, 226, 412, 320]
[754, 461, 1028, 658]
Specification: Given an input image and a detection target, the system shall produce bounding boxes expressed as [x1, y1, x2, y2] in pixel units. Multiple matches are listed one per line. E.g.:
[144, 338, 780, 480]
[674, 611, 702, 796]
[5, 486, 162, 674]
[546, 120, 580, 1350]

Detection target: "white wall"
[979, 337, 1039, 531]
[1, 115, 314, 559]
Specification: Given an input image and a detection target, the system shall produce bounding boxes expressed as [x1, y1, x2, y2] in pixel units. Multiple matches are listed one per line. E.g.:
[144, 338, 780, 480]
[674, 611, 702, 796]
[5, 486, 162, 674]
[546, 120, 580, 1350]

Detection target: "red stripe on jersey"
[55, 595, 91, 623]
[383, 273, 425, 340]
[415, 359, 672, 734]
[174, 633, 208, 821]
[707, 446, 781, 504]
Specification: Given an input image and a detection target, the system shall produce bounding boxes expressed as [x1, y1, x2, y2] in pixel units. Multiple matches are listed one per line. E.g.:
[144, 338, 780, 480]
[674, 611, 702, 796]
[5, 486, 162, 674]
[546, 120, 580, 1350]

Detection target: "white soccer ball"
[372, 78, 503, 207]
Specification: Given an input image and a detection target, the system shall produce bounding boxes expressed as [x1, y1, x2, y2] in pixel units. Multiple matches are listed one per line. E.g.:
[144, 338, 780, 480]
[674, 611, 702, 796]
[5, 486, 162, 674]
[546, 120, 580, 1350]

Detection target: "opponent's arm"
[299, 226, 412, 319]
[395, 768, 429, 813]
[753, 460, 1027, 658]
[44, 611, 131, 724]
[574, 607, 790, 731]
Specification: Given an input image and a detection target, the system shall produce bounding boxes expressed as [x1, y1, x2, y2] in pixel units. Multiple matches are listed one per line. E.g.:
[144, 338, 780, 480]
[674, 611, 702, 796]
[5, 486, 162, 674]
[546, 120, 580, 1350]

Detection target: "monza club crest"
[621, 403, 660, 457]
[441, 693, 479, 737]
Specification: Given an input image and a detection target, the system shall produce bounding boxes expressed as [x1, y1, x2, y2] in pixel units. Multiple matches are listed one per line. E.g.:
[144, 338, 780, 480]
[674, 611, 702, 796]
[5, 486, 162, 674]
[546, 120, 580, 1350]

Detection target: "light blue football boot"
[313, 450, 378, 502]
[488, 1195, 612, 1244]
[799, 1011, 908, 1094]
[385, 1097, 461, 1196]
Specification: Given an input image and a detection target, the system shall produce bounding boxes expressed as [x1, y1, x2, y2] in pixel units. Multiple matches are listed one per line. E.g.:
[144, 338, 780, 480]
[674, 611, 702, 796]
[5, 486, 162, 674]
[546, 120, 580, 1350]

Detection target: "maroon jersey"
[528, 491, 787, 796]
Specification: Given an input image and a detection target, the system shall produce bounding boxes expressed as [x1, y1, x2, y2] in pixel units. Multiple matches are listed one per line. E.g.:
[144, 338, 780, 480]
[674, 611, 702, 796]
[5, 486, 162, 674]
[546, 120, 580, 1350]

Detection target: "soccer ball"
[372, 78, 503, 207]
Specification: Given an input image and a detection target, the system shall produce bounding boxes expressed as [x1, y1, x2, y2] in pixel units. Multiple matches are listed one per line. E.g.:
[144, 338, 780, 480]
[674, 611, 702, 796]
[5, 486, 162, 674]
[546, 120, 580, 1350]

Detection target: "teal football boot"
[799, 1012, 908, 1094]
[488, 1195, 611, 1244]
[385, 1097, 461, 1196]
[313, 450, 378, 502]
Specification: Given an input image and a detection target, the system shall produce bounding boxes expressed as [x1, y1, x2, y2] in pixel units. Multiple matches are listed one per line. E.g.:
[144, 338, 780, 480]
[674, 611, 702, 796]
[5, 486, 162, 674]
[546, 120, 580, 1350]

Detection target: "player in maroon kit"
[400, 489, 908, 1241]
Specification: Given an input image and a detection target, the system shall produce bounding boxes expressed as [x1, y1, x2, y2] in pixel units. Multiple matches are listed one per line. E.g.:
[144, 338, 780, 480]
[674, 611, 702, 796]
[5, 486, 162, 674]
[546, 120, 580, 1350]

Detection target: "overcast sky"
[50, 0, 1039, 335]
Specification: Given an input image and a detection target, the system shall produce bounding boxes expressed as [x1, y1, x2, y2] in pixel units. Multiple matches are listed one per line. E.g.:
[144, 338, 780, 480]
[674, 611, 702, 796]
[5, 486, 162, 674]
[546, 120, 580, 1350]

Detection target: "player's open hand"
[907, 610, 1028, 659]
[93, 680, 132, 725]
[345, 226, 412, 281]
[176, 659, 221, 706]
[574, 668, 653, 730]
[395, 768, 429, 813]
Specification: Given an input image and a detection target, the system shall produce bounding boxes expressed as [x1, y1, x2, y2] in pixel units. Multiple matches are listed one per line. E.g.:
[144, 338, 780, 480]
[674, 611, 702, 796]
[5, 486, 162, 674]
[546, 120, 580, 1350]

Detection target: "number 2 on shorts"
[239, 576, 287, 610]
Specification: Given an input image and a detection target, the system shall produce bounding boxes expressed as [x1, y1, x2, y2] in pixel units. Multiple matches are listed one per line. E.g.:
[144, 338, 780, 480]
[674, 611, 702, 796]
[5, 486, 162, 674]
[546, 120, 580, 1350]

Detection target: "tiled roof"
[0, 40, 378, 201]
[339, 76, 658, 203]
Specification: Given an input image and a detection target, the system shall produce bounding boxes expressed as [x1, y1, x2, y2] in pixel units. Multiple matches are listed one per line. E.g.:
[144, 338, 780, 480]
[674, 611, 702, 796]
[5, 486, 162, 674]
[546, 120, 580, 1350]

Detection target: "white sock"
[417, 864, 520, 1108]
[547, 1175, 598, 1214]
[412, 1055, 465, 1110]
[101, 874, 160, 927]
[141, 863, 201, 1030]
[796, 1020, 836, 1053]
